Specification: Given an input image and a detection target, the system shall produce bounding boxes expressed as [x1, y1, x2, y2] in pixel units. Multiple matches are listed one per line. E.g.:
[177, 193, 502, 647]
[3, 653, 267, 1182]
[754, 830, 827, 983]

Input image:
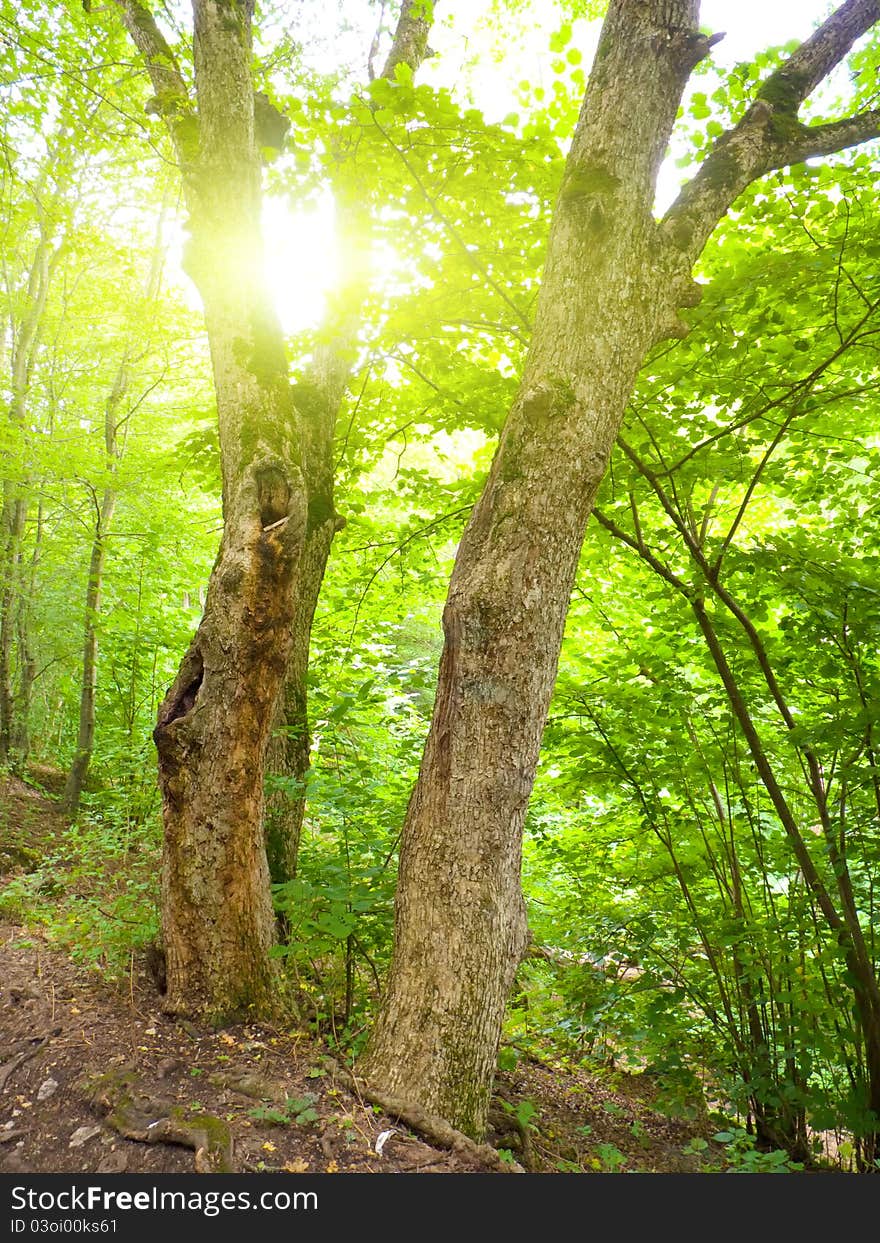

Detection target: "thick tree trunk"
[118, 0, 307, 1019]
[360, 1, 709, 1137]
[360, 0, 880, 1138]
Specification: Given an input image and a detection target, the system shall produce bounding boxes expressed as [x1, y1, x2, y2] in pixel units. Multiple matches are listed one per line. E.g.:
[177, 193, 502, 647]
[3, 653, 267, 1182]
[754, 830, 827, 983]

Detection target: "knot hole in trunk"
[159, 648, 204, 729]
[256, 465, 290, 529]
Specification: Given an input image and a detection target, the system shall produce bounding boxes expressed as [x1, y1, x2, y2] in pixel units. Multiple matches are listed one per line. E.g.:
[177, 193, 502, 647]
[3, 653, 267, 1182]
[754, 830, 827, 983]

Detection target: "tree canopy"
[1, 0, 880, 1174]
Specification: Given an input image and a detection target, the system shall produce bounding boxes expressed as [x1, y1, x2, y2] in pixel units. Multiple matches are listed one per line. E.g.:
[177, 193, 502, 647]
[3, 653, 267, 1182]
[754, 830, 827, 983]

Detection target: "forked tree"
[110, 0, 435, 1016]
[358, 0, 880, 1137]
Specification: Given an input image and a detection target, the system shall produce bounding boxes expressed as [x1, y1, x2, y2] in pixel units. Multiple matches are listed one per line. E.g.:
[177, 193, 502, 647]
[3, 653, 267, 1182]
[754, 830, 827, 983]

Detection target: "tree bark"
[116, 0, 307, 1019]
[360, 0, 880, 1138]
[264, 339, 349, 883]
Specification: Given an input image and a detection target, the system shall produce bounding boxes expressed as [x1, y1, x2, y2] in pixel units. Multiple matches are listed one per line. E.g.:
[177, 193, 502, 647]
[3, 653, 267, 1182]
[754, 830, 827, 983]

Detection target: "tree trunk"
[63, 200, 167, 819]
[62, 486, 116, 818]
[117, 0, 307, 1019]
[360, 1, 710, 1137]
[264, 3, 437, 885]
[0, 496, 27, 765]
[0, 226, 54, 765]
[264, 343, 347, 884]
[361, 0, 880, 1137]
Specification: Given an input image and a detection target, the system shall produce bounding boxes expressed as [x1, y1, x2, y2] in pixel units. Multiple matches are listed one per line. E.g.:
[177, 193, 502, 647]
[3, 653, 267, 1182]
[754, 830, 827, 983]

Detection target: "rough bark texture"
[264, 345, 347, 883]
[117, 0, 307, 1019]
[360, 0, 880, 1138]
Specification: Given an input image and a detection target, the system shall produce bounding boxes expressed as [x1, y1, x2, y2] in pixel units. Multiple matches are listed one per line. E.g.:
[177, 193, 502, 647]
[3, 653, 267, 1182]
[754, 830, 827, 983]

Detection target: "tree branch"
[111, 1, 193, 169]
[381, 0, 436, 80]
[779, 109, 880, 165]
[757, 0, 880, 104]
[663, 0, 880, 261]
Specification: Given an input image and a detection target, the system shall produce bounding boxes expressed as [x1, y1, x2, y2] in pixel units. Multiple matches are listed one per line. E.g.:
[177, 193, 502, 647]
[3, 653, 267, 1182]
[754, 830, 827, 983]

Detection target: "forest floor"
[0, 770, 724, 1176]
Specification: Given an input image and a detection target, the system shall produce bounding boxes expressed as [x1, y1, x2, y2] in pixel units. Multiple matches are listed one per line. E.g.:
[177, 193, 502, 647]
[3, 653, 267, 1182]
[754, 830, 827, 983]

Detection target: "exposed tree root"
[487, 1100, 536, 1171]
[207, 1070, 288, 1102]
[0, 1029, 59, 1092]
[80, 1067, 234, 1173]
[322, 1057, 524, 1173]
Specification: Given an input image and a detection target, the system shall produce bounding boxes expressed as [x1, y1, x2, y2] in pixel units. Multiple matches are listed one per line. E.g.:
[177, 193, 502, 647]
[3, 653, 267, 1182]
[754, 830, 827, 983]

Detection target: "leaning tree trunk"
[117, 0, 307, 1019]
[360, 0, 880, 1137]
[360, 2, 708, 1137]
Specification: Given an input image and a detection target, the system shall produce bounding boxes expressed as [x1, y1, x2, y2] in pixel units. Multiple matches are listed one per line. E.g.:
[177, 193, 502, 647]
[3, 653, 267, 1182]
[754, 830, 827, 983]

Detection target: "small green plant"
[249, 1093, 319, 1127]
[713, 1128, 803, 1173]
[594, 1142, 627, 1172]
[501, 1097, 539, 1132]
[497, 1045, 519, 1072]
[682, 1136, 709, 1156]
[629, 1118, 650, 1149]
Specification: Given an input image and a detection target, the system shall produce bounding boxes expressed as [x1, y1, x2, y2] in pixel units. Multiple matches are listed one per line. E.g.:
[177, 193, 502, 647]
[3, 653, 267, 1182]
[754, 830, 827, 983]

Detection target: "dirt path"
[0, 773, 718, 1175]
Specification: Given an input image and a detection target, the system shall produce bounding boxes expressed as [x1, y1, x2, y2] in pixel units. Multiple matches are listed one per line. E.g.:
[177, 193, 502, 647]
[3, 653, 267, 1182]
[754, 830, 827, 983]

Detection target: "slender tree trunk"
[63, 355, 128, 817]
[0, 496, 27, 764]
[63, 198, 168, 818]
[264, 3, 437, 885]
[361, 0, 880, 1137]
[10, 509, 39, 762]
[0, 227, 54, 765]
[62, 485, 116, 817]
[264, 341, 348, 883]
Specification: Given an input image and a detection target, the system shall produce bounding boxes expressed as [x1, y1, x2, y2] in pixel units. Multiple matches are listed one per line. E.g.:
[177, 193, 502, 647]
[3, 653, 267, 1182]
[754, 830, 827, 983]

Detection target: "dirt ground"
[0, 772, 722, 1176]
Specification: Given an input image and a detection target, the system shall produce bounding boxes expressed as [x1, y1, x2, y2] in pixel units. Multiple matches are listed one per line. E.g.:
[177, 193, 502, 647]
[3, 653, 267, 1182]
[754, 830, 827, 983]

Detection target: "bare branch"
[780, 109, 880, 165]
[662, 0, 880, 261]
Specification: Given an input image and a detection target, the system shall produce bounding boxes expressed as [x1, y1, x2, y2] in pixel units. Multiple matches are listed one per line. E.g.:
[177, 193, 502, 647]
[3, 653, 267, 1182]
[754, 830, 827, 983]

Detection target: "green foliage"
[2, 0, 880, 1175]
[0, 809, 160, 977]
[592, 1142, 626, 1172]
[712, 1128, 804, 1173]
[248, 1094, 319, 1127]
